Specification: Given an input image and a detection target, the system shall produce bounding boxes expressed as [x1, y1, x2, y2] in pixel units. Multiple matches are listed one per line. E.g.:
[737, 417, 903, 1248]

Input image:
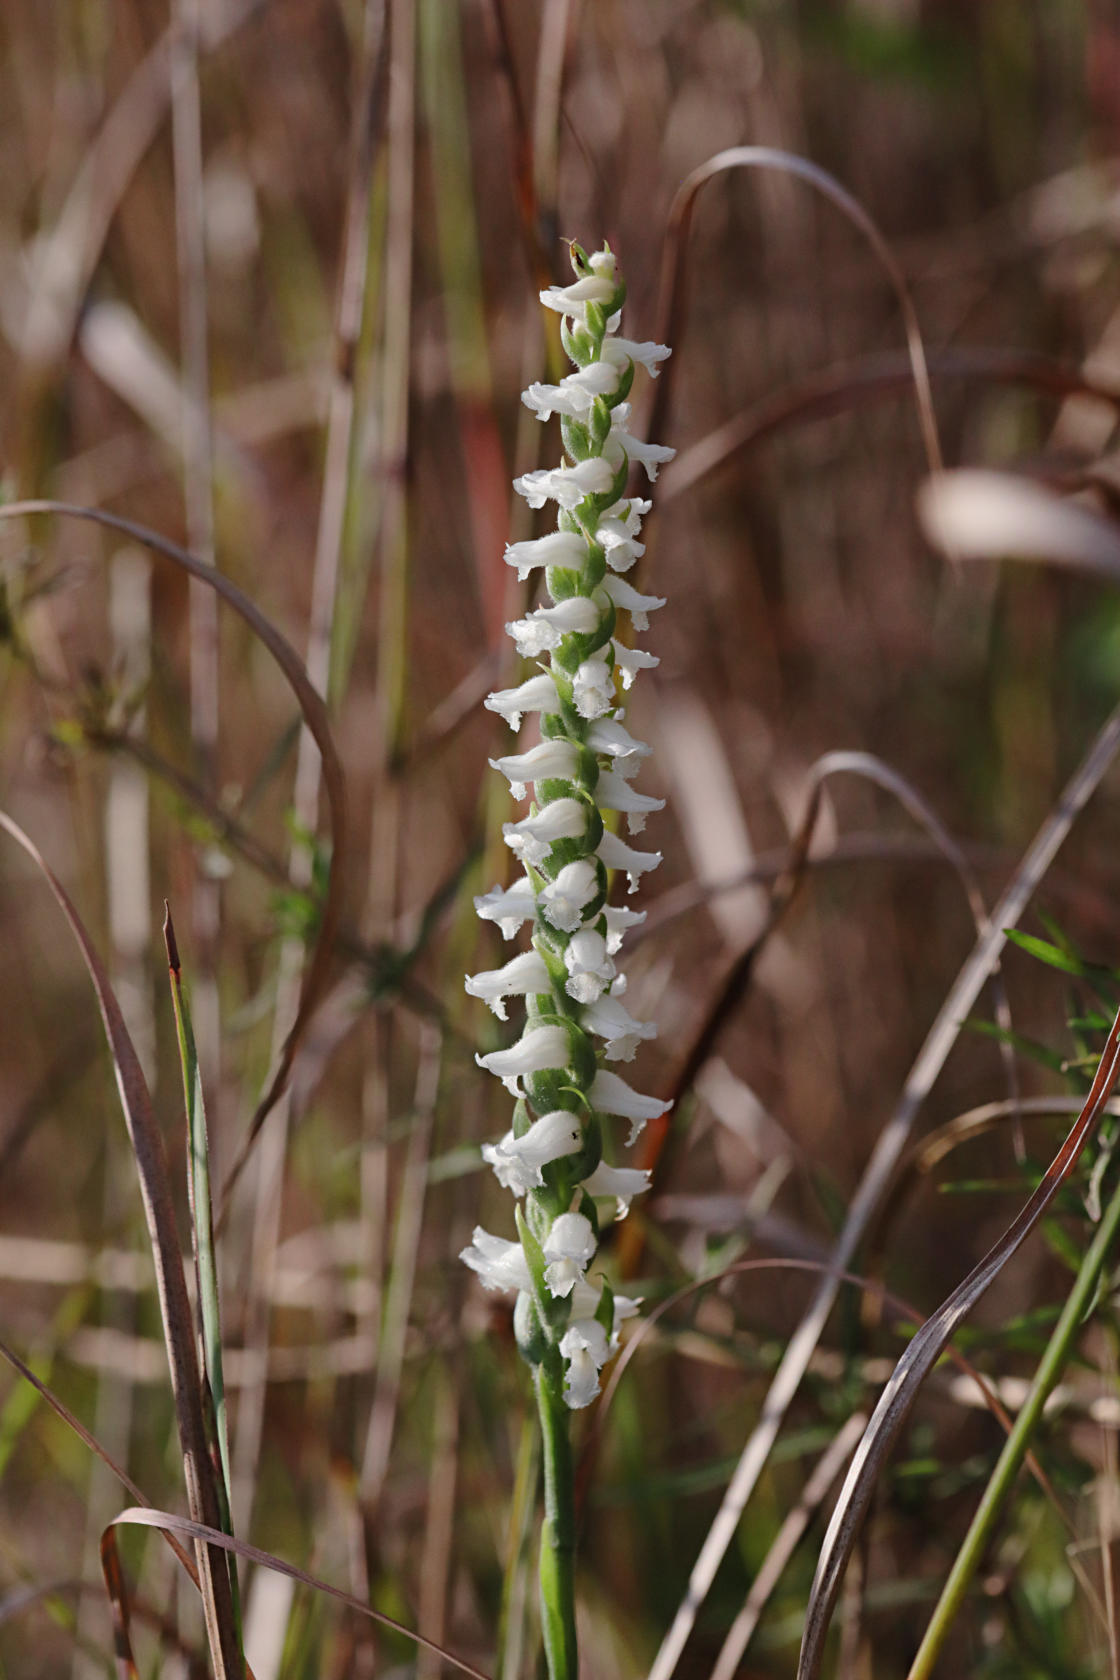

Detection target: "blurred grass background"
[2, 1, 1120, 1675]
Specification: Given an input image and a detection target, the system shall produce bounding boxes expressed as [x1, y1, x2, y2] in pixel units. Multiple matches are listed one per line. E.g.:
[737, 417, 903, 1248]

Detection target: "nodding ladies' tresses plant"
[461, 241, 672, 1680]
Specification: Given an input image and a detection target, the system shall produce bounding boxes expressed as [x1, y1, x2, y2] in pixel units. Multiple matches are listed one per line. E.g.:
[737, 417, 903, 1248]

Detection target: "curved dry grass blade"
[649, 146, 943, 485]
[0, 813, 240, 1678]
[661, 347, 1120, 506]
[919, 467, 1120, 576]
[796, 1004, 1120, 1680]
[0, 500, 348, 1206]
[646, 695, 1120, 1680]
[103, 1507, 492, 1680]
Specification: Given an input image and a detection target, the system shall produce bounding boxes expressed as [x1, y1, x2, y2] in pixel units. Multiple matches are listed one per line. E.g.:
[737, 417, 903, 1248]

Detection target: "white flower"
[582, 991, 656, 1060]
[603, 903, 646, 952]
[572, 653, 616, 720]
[464, 949, 551, 1019]
[559, 1318, 610, 1407]
[460, 1227, 533, 1293]
[522, 361, 620, 420]
[601, 336, 671, 377]
[538, 273, 616, 321]
[601, 573, 666, 631]
[484, 673, 561, 730]
[539, 858, 600, 932]
[514, 456, 615, 511]
[506, 595, 600, 657]
[490, 739, 579, 800]
[483, 1110, 584, 1195]
[589, 1068, 671, 1144]
[595, 517, 644, 573]
[474, 875, 537, 939]
[543, 1211, 597, 1297]
[564, 928, 616, 1004]
[580, 1159, 652, 1218]
[596, 770, 665, 834]
[503, 797, 588, 866]
[608, 406, 676, 481]
[612, 640, 659, 690]
[476, 1023, 570, 1095]
[503, 529, 587, 581]
[569, 1279, 642, 1332]
[587, 717, 651, 765]
[597, 828, 662, 891]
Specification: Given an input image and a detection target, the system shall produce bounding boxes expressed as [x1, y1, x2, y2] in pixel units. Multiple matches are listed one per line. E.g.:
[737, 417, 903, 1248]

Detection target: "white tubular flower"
[590, 1068, 672, 1145]
[596, 770, 666, 834]
[504, 529, 588, 581]
[465, 950, 551, 1019]
[580, 1159, 652, 1218]
[573, 653, 616, 720]
[543, 1211, 597, 1298]
[582, 991, 657, 1060]
[514, 456, 615, 511]
[476, 1023, 570, 1095]
[539, 858, 600, 932]
[506, 595, 600, 658]
[601, 573, 666, 631]
[504, 797, 588, 866]
[483, 1110, 584, 1196]
[474, 875, 537, 938]
[466, 241, 671, 1409]
[484, 672, 561, 730]
[564, 927, 616, 1004]
[598, 828, 662, 891]
[560, 1319, 611, 1408]
[460, 1227, 533, 1293]
[490, 739, 580, 799]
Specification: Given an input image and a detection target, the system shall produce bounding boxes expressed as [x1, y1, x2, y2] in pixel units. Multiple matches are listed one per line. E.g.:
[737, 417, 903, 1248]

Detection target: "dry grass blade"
[647, 696, 1120, 1680]
[102, 1506, 493, 1680]
[796, 1003, 1120, 1680]
[0, 813, 241, 1677]
[919, 468, 1120, 575]
[0, 500, 348, 1212]
[649, 146, 943, 485]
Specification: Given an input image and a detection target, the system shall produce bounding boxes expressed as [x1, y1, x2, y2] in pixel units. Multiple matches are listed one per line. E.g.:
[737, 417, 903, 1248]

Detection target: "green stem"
[909, 1166, 1120, 1679]
[535, 1356, 579, 1680]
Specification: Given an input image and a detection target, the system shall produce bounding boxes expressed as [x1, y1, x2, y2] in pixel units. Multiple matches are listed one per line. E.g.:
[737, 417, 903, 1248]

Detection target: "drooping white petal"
[601, 573, 666, 631]
[572, 653, 616, 720]
[587, 717, 652, 766]
[476, 1023, 570, 1095]
[522, 361, 620, 420]
[503, 529, 587, 581]
[580, 1158, 652, 1218]
[460, 1226, 532, 1293]
[506, 595, 600, 657]
[514, 456, 615, 511]
[484, 672, 561, 730]
[601, 335, 672, 377]
[559, 1318, 610, 1407]
[483, 1110, 584, 1195]
[490, 739, 579, 799]
[590, 1068, 671, 1144]
[597, 828, 662, 892]
[474, 875, 537, 939]
[581, 991, 656, 1060]
[464, 949, 550, 1019]
[538, 273, 616, 321]
[539, 858, 600, 932]
[595, 515, 645, 574]
[603, 903, 646, 952]
[503, 797, 587, 866]
[596, 769, 665, 834]
[608, 407, 676, 482]
[543, 1211, 597, 1298]
[564, 927, 616, 1004]
[612, 640, 660, 690]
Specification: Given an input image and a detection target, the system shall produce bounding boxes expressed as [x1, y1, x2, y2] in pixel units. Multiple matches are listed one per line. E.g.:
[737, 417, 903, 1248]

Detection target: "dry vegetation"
[2, 2, 1120, 1676]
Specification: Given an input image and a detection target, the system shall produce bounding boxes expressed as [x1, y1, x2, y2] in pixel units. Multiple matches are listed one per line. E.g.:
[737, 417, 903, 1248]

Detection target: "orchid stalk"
[462, 242, 672, 1680]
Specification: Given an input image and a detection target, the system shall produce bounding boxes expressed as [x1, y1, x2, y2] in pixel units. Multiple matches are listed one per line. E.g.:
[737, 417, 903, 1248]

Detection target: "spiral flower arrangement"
[462, 243, 673, 1422]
